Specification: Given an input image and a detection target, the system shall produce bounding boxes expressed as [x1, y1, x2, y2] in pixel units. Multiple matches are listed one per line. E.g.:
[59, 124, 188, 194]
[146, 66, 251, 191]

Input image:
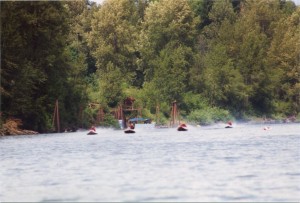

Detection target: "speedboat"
[87, 130, 97, 135]
[225, 121, 233, 128]
[87, 126, 97, 135]
[124, 128, 135, 133]
[124, 123, 135, 133]
[177, 123, 188, 131]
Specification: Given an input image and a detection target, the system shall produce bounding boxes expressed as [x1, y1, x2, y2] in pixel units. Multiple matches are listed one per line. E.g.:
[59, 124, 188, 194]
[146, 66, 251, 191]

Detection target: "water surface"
[1, 123, 299, 202]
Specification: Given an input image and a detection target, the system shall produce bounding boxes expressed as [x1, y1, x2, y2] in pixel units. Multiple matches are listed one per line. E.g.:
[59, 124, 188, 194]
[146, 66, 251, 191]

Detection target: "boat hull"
[124, 129, 135, 134]
[87, 131, 97, 135]
[177, 127, 188, 131]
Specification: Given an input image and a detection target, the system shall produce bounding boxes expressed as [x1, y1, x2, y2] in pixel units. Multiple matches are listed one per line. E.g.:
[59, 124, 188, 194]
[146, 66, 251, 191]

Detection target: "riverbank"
[0, 119, 38, 136]
[1, 115, 299, 136]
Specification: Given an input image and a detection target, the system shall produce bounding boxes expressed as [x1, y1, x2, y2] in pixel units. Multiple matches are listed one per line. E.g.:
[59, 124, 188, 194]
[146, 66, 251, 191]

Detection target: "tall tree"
[202, 44, 247, 114]
[1, 1, 79, 132]
[266, 7, 300, 115]
[88, 0, 141, 86]
[140, 0, 199, 82]
[139, 0, 199, 114]
[232, 0, 285, 115]
[150, 43, 194, 104]
[62, 0, 99, 128]
[195, 0, 249, 114]
[188, 0, 214, 30]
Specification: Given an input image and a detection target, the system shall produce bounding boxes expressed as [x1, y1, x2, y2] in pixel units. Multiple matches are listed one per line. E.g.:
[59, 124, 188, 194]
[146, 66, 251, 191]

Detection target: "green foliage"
[187, 107, 232, 125]
[1, 0, 299, 133]
[266, 7, 300, 115]
[202, 44, 247, 108]
[82, 107, 97, 128]
[182, 92, 209, 113]
[88, 0, 140, 85]
[1, 1, 72, 132]
[140, 0, 199, 81]
[86, 61, 126, 108]
[151, 44, 192, 104]
[99, 62, 126, 108]
[101, 114, 120, 129]
[188, 0, 213, 29]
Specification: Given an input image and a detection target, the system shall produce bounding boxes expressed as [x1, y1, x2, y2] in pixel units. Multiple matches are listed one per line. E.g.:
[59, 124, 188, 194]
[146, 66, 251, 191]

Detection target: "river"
[1, 123, 299, 202]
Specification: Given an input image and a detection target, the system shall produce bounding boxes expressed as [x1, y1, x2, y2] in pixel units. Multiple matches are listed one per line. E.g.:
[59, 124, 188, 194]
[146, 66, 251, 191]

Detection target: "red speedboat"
[124, 128, 135, 133]
[87, 126, 97, 135]
[87, 130, 97, 135]
[177, 123, 188, 131]
[225, 121, 233, 128]
[124, 123, 135, 134]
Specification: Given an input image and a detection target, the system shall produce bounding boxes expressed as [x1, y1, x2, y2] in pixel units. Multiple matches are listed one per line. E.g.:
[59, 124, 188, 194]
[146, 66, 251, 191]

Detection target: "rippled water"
[1, 123, 299, 202]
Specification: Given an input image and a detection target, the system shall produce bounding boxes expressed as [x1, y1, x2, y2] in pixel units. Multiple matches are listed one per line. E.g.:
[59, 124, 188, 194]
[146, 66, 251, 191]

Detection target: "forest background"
[1, 0, 299, 133]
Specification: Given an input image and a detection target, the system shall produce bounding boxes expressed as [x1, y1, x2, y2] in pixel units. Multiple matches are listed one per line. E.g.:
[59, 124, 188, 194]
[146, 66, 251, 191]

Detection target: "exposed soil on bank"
[0, 119, 38, 136]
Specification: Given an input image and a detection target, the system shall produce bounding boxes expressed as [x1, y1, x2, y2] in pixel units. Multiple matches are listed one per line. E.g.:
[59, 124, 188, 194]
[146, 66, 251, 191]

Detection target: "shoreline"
[1, 121, 299, 136]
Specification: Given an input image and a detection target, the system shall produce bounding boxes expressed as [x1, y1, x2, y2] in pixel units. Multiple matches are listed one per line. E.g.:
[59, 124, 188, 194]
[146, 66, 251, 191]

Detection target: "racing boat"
[124, 123, 135, 134]
[87, 126, 97, 135]
[177, 123, 188, 131]
[124, 128, 135, 133]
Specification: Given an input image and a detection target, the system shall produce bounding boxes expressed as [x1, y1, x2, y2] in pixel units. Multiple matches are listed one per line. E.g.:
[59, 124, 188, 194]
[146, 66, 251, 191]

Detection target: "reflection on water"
[0, 124, 299, 202]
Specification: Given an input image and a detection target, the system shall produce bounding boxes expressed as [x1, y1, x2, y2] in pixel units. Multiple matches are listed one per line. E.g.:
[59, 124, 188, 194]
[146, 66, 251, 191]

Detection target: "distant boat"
[87, 126, 97, 135]
[87, 131, 97, 135]
[124, 128, 135, 134]
[225, 121, 233, 128]
[177, 123, 188, 131]
[124, 123, 135, 134]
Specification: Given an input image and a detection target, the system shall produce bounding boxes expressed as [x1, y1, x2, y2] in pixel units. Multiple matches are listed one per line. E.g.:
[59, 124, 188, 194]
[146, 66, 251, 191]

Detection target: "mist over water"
[1, 123, 299, 202]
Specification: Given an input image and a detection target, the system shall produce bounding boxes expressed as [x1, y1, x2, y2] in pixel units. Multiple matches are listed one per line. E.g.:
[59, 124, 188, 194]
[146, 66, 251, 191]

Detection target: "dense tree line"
[1, 0, 299, 132]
